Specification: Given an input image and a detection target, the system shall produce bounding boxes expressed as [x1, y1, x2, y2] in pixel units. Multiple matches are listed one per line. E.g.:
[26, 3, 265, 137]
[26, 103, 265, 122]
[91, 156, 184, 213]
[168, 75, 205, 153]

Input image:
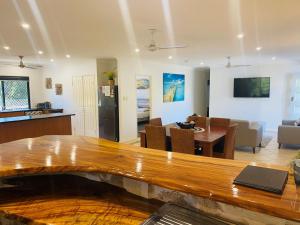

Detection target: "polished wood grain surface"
[140, 123, 227, 143]
[140, 123, 228, 156]
[0, 111, 24, 118]
[0, 115, 72, 144]
[0, 174, 161, 224]
[0, 135, 299, 221]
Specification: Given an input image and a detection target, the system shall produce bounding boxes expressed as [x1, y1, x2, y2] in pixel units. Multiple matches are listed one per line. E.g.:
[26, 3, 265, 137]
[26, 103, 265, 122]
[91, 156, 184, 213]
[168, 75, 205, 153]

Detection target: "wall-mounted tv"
[234, 77, 270, 98]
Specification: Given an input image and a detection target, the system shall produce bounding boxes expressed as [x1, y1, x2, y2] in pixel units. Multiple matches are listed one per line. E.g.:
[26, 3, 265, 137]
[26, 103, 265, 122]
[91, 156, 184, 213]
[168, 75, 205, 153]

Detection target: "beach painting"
[163, 73, 185, 102]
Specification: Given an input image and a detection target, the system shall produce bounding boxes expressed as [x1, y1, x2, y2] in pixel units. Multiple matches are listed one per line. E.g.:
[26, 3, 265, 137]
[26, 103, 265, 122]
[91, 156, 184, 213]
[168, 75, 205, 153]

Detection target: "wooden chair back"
[145, 125, 166, 150]
[187, 116, 208, 128]
[214, 125, 237, 159]
[210, 117, 231, 127]
[149, 118, 162, 126]
[170, 128, 195, 155]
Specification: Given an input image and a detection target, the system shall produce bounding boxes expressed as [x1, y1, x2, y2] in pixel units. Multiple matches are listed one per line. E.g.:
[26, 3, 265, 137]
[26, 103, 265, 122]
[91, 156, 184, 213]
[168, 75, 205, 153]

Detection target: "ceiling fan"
[226, 56, 251, 68]
[146, 28, 187, 52]
[0, 56, 43, 69]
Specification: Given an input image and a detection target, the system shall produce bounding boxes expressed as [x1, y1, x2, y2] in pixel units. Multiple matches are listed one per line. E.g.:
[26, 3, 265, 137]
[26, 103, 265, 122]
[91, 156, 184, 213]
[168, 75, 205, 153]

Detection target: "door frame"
[135, 75, 152, 131]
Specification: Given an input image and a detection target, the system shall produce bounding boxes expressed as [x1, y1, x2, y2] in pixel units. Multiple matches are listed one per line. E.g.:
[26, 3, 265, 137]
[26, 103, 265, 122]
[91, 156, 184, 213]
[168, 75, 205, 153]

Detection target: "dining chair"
[210, 117, 231, 127]
[187, 116, 208, 128]
[145, 125, 167, 150]
[170, 128, 200, 155]
[213, 125, 237, 159]
[149, 117, 162, 126]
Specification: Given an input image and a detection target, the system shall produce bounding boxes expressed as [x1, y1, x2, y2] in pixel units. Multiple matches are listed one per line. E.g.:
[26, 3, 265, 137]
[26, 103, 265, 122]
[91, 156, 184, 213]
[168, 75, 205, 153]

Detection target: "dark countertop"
[0, 113, 74, 124]
[0, 108, 63, 113]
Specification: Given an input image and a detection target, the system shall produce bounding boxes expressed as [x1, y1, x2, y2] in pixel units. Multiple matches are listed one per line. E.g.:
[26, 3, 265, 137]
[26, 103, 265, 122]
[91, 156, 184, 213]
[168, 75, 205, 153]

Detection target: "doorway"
[136, 75, 151, 133]
[193, 67, 210, 117]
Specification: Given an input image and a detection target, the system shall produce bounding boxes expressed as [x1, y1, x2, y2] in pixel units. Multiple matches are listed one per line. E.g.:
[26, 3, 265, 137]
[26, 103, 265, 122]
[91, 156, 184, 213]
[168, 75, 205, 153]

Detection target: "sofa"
[231, 119, 263, 154]
[278, 120, 300, 148]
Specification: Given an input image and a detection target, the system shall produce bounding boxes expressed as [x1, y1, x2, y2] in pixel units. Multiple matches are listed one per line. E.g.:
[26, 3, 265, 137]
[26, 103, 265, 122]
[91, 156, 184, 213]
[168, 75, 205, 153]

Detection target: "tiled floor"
[235, 133, 299, 166]
[127, 132, 299, 167]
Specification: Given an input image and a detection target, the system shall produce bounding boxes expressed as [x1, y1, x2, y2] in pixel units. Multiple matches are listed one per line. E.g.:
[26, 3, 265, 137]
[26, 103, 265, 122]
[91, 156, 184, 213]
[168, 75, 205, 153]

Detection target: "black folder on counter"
[233, 165, 288, 194]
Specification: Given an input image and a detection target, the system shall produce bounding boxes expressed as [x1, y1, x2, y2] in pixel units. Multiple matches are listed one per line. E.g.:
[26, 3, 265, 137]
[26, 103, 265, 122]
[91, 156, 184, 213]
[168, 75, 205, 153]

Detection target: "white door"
[288, 75, 300, 119]
[82, 75, 98, 137]
[293, 78, 300, 117]
[72, 76, 85, 136]
[72, 75, 98, 137]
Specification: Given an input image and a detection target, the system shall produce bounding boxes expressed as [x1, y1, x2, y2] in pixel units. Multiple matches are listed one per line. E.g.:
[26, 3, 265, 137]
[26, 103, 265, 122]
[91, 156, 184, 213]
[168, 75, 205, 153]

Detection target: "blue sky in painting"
[163, 73, 185, 102]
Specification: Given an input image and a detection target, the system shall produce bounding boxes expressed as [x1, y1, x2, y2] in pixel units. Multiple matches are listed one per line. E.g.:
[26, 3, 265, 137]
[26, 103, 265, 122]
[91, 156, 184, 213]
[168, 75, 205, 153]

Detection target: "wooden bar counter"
[0, 113, 73, 144]
[0, 136, 299, 224]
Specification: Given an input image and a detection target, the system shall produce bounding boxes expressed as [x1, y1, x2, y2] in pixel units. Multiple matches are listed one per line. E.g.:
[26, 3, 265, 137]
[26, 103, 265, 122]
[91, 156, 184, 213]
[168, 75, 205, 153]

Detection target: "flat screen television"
[234, 77, 270, 98]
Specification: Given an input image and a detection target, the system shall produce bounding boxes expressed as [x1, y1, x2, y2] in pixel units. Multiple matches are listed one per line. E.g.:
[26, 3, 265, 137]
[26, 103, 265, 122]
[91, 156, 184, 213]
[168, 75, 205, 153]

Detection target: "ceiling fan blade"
[24, 66, 38, 69]
[158, 44, 187, 49]
[26, 64, 43, 68]
[230, 64, 252, 68]
[0, 62, 18, 66]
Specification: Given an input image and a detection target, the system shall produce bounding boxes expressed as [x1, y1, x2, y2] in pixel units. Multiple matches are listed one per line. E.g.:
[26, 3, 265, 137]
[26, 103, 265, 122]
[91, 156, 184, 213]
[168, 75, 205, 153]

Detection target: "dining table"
[139, 123, 228, 157]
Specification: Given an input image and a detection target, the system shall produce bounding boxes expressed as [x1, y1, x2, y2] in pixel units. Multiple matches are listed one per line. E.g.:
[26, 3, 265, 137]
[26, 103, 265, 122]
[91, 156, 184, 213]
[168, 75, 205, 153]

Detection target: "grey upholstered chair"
[278, 120, 300, 148]
[231, 119, 263, 154]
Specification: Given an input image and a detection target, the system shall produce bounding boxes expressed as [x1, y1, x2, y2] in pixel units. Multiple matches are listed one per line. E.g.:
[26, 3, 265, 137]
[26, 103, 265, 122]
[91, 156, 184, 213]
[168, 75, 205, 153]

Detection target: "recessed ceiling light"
[256, 46, 262, 51]
[50, 58, 54, 62]
[168, 56, 173, 60]
[237, 33, 244, 39]
[272, 56, 276, 60]
[3, 46, 10, 50]
[135, 48, 140, 53]
[21, 23, 30, 29]
[38, 50, 44, 55]
[65, 54, 71, 58]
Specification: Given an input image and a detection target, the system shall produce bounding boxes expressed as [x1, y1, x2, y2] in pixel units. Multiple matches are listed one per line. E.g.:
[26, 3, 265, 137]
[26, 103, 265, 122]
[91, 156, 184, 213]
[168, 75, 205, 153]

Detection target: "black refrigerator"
[98, 86, 119, 142]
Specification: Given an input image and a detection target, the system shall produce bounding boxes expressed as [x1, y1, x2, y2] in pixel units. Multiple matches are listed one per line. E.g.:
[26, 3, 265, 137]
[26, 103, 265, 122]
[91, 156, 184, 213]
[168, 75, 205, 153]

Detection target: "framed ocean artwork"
[163, 73, 185, 102]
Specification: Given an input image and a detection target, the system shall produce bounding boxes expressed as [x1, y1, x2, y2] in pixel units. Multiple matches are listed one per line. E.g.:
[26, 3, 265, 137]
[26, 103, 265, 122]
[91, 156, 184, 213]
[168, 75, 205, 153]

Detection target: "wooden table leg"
[140, 133, 147, 148]
[201, 143, 213, 157]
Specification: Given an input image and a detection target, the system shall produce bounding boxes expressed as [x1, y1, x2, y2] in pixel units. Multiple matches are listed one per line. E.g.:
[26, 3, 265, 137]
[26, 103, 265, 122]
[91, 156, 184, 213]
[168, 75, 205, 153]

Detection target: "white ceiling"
[0, 0, 300, 67]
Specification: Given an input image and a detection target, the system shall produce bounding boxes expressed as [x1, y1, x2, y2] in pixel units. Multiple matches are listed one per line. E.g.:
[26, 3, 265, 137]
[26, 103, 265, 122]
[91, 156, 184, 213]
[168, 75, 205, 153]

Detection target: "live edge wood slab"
[0, 135, 299, 223]
[0, 174, 162, 224]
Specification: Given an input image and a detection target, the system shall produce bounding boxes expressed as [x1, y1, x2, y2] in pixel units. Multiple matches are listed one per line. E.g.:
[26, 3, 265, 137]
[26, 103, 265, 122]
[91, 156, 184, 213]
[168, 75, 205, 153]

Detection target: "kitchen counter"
[0, 114, 73, 144]
[0, 135, 299, 224]
[0, 108, 63, 113]
[0, 113, 74, 123]
[0, 108, 63, 118]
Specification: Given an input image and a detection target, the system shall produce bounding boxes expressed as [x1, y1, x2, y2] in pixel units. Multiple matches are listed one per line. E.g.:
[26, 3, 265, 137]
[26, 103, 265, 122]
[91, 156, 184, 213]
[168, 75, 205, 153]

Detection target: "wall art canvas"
[136, 76, 151, 123]
[163, 73, 185, 102]
[55, 83, 63, 95]
[45, 78, 52, 89]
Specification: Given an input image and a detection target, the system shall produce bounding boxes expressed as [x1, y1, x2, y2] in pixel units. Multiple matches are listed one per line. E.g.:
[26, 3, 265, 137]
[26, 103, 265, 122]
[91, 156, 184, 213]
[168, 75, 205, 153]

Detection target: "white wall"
[42, 59, 97, 114]
[42, 57, 198, 142]
[0, 65, 44, 107]
[210, 63, 298, 131]
[118, 58, 195, 142]
[42, 58, 97, 136]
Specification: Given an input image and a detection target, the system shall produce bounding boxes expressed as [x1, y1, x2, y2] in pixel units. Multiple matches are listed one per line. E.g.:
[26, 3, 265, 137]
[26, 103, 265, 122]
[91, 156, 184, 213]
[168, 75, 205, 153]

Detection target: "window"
[0, 76, 30, 110]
